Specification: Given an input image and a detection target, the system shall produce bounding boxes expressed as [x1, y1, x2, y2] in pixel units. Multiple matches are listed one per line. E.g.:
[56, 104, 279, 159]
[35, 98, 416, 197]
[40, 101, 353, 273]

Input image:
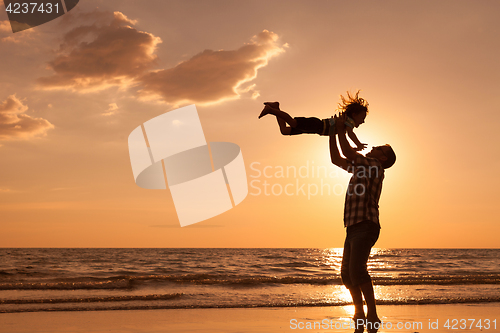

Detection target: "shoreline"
[1, 303, 499, 333]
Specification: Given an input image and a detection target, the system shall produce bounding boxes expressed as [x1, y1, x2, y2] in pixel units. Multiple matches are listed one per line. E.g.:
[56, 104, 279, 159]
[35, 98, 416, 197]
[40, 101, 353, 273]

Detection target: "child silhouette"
[259, 91, 368, 151]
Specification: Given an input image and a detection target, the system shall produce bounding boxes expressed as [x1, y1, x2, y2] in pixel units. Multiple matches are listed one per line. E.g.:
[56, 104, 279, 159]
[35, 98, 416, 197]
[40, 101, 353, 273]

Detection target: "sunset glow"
[0, 1, 499, 248]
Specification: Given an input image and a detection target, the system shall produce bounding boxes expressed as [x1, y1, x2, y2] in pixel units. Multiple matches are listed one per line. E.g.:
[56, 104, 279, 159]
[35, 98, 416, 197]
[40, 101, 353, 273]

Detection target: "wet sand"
[1, 303, 499, 333]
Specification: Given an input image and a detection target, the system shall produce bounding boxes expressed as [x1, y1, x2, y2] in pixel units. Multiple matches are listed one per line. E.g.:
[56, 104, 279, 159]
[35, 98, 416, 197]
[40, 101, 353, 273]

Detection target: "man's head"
[366, 144, 396, 169]
[339, 90, 369, 127]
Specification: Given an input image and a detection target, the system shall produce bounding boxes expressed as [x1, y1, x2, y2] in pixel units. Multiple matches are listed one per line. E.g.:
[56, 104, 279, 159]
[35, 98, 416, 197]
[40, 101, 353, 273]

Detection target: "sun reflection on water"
[320, 248, 343, 269]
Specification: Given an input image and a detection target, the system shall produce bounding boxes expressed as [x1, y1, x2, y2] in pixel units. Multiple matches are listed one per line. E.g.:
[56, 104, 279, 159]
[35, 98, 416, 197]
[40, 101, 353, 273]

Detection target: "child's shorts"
[289, 117, 330, 136]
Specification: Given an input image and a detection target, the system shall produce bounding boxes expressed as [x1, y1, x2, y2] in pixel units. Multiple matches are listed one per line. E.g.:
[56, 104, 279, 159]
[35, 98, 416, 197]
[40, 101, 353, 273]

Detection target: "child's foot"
[258, 105, 275, 118]
[264, 101, 280, 110]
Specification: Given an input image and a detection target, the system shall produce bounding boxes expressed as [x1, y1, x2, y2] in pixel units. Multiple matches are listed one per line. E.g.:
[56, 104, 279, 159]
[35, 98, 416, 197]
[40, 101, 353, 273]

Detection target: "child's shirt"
[328, 116, 355, 135]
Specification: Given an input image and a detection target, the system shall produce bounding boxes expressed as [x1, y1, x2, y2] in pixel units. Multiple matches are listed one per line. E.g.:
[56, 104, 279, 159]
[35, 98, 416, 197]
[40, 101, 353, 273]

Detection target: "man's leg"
[348, 286, 366, 332]
[341, 235, 365, 331]
[348, 286, 365, 317]
[359, 281, 381, 332]
[346, 222, 381, 332]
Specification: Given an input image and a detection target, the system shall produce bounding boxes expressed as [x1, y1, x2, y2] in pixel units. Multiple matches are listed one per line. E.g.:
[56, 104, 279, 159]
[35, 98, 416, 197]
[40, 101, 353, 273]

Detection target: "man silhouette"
[329, 112, 396, 333]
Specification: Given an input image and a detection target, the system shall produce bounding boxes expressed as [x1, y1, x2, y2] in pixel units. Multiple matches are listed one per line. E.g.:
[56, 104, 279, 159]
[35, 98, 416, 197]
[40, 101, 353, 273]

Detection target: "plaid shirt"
[344, 155, 384, 227]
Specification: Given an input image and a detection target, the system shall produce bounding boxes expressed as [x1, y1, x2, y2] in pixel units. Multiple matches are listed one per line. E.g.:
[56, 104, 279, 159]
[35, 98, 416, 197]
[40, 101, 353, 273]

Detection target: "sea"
[0, 248, 499, 313]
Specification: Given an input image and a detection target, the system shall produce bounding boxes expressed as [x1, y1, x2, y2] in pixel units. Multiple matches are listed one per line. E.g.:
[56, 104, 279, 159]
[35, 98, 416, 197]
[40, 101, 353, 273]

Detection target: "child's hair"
[338, 90, 369, 117]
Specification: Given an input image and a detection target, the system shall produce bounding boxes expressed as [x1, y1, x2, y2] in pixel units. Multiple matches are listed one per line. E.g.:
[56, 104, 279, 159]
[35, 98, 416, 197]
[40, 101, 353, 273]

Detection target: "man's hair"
[338, 90, 369, 117]
[382, 144, 396, 169]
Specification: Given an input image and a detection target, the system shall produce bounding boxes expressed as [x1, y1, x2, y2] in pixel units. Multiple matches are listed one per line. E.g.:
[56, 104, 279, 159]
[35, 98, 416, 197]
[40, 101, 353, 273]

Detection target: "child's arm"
[336, 114, 362, 162]
[346, 127, 367, 151]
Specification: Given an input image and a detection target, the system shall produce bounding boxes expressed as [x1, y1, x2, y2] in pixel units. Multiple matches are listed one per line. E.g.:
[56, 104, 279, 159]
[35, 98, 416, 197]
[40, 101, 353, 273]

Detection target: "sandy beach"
[1, 304, 499, 333]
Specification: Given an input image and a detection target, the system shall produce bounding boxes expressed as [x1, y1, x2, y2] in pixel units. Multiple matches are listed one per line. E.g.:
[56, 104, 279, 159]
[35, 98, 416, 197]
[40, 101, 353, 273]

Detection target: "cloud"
[0, 187, 22, 193]
[0, 95, 54, 140]
[36, 10, 286, 106]
[37, 11, 161, 92]
[137, 30, 286, 105]
[102, 103, 119, 116]
[0, 20, 9, 33]
[0, 20, 38, 43]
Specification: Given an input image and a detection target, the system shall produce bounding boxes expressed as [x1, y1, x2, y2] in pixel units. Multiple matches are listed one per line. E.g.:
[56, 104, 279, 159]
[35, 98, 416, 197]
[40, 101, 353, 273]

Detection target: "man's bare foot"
[353, 313, 366, 333]
[366, 316, 381, 333]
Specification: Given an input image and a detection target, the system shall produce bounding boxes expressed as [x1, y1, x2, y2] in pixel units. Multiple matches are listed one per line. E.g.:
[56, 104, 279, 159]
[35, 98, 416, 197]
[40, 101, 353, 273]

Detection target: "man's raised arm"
[329, 124, 348, 170]
[336, 113, 362, 162]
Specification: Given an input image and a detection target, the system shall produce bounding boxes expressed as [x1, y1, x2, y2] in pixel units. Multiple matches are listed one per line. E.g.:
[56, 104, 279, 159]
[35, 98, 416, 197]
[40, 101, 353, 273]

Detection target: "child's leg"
[259, 104, 298, 128]
[277, 117, 292, 135]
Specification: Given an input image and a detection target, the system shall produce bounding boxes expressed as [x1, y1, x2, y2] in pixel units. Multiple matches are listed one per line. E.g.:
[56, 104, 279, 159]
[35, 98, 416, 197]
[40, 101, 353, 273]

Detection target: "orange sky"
[0, 1, 499, 248]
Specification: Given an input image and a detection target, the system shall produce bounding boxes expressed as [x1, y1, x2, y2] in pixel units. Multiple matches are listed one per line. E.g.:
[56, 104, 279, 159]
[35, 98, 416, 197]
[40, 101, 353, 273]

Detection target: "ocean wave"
[2, 273, 500, 290]
[375, 275, 500, 285]
[1, 296, 499, 313]
[0, 279, 133, 290]
[275, 261, 319, 268]
[0, 293, 183, 305]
